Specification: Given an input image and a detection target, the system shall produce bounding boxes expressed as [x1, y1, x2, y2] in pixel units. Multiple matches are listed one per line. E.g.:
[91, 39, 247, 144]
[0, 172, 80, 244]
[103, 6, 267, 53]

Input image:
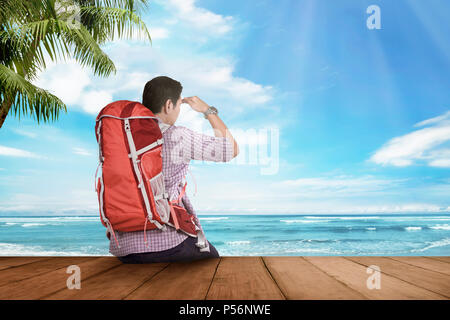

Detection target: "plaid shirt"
[109, 116, 234, 257]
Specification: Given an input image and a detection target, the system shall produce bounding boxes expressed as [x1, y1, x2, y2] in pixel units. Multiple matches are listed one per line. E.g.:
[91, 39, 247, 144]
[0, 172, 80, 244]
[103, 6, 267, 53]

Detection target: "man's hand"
[182, 96, 210, 113]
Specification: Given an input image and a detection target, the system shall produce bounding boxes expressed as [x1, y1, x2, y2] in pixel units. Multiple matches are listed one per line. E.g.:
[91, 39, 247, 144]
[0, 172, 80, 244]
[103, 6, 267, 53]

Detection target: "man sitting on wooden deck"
[110, 76, 239, 264]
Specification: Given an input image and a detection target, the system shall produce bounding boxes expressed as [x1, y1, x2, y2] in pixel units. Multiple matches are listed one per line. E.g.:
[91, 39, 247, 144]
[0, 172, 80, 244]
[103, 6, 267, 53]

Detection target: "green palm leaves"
[0, 0, 151, 128]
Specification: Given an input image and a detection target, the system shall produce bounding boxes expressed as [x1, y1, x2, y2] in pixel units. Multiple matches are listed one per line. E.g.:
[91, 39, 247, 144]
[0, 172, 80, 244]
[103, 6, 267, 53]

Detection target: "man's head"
[142, 76, 183, 125]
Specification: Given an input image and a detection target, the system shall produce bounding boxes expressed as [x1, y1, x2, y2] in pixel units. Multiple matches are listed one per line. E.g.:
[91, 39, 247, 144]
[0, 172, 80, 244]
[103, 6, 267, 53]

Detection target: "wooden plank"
[305, 257, 446, 300]
[44, 262, 169, 300]
[346, 256, 450, 298]
[0, 257, 91, 287]
[206, 257, 285, 300]
[0, 257, 51, 271]
[387, 257, 450, 276]
[1, 257, 121, 300]
[125, 258, 220, 300]
[426, 256, 450, 264]
[263, 256, 367, 300]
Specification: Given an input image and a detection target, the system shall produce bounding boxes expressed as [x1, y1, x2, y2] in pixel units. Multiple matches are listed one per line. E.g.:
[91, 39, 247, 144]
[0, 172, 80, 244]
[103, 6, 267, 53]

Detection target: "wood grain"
[0, 256, 91, 287]
[206, 257, 285, 300]
[44, 262, 168, 300]
[0, 257, 448, 300]
[0, 257, 121, 300]
[305, 257, 447, 300]
[0, 257, 50, 271]
[346, 256, 450, 298]
[125, 258, 220, 300]
[263, 256, 367, 300]
[387, 257, 450, 276]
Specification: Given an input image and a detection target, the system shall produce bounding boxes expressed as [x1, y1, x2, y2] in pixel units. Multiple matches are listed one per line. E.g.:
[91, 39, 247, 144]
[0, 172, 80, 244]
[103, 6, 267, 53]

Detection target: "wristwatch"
[203, 106, 218, 119]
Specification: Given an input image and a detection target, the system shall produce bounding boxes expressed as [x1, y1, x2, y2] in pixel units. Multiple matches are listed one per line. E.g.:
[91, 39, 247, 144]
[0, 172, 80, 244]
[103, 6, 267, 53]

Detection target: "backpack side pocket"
[140, 146, 171, 223]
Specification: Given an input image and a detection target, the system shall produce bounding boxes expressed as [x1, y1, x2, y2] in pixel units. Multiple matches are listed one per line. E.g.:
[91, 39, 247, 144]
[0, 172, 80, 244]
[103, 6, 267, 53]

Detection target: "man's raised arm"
[182, 96, 240, 158]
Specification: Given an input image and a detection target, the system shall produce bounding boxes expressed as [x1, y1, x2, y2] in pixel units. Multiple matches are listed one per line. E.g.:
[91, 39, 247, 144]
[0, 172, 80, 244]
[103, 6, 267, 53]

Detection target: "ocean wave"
[365, 227, 376, 231]
[304, 216, 381, 220]
[21, 223, 46, 227]
[284, 247, 342, 254]
[0, 242, 107, 256]
[269, 239, 337, 244]
[411, 238, 450, 253]
[429, 224, 450, 230]
[226, 240, 251, 245]
[280, 219, 331, 224]
[405, 227, 422, 231]
[0, 216, 98, 223]
[199, 217, 229, 221]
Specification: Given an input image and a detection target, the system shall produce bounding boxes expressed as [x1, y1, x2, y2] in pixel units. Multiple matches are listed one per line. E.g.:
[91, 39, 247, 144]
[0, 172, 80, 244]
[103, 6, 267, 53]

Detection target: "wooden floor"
[0, 256, 449, 300]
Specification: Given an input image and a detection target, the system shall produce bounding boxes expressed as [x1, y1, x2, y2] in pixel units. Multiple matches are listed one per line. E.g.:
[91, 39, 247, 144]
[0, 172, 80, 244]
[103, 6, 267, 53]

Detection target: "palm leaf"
[0, 0, 152, 128]
[79, 6, 151, 44]
[0, 64, 66, 123]
[1, 18, 117, 77]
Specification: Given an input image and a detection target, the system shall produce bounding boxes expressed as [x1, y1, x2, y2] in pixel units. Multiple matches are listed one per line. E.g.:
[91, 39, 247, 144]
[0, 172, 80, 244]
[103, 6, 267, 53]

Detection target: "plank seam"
[423, 257, 450, 264]
[386, 257, 450, 277]
[260, 256, 287, 300]
[0, 257, 53, 272]
[344, 257, 450, 299]
[38, 259, 124, 300]
[0, 257, 94, 289]
[122, 262, 171, 300]
[303, 257, 370, 300]
[204, 257, 221, 300]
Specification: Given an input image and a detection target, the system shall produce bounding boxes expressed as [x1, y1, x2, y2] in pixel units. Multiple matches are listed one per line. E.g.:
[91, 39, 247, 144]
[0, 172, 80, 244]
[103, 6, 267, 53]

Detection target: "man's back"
[109, 118, 234, 257]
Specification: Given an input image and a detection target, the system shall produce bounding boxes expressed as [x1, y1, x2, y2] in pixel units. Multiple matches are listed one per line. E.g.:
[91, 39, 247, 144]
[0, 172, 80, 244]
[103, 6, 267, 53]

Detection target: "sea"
[0, 214, 449, 256]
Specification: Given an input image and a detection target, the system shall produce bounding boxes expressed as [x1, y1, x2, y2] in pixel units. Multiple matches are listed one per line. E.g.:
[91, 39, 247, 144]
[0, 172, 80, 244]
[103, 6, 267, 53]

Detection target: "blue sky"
[0, 0, 449, 215]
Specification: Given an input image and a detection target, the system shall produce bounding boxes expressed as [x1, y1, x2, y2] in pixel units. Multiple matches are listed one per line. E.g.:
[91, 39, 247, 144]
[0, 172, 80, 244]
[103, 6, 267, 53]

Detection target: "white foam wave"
[411, 238, 450, 253]
[226, 241, 251, 245]
[0, 242, 106, 256]
[366, 227, 376, 231]
[0, 216, 98, 223]
[21, 223, 45, 227]
[284, 248, 341, 254]
[280, 219, 331, 224]
[429, 224, 450, 230]
[405, 227, 422, 231]
[199, 217, 229, 221]
[304, 216, 380, 220]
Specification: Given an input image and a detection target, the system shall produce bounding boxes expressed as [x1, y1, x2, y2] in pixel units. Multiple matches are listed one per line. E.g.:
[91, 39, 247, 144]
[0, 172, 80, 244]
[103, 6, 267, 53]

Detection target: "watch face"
[204, 106, 218, 118]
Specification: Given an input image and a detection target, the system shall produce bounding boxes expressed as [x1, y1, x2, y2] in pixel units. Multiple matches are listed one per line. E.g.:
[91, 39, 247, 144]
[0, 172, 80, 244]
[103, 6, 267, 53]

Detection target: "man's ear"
[164, 98, 173, 112]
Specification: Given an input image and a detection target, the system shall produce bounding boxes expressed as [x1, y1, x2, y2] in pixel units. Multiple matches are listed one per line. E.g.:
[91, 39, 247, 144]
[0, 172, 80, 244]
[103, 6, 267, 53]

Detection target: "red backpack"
[94, 100, 209, 251]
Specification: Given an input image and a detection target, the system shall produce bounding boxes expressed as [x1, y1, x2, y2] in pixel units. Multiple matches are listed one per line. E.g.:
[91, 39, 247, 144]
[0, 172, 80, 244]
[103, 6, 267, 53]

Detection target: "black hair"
[142, 76, 183, 114]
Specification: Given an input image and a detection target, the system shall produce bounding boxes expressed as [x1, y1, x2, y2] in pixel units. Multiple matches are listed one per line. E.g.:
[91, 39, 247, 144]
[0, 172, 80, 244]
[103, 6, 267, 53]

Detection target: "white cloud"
[147, 50, 274, 113]
[414, 110, 450, 127]
[429, 158, 450, 168]
[33, 58, 114, 115]
[11, 129, 37, 139]
[34, 60, 91, 105]
[162, 0, 233, 36]
[276, 175, 407, 194]
[80, 90, 113, 115]
[369, 110, 450, 167]
[0, 192, 98, 215]
[0, 145, 43, 159]
[194, 203, 450, 214]
[31, 1, 275, 120]
[72, 147, 92, 156]
[185, 169, 447, 214]
[149, 27, 169, 39]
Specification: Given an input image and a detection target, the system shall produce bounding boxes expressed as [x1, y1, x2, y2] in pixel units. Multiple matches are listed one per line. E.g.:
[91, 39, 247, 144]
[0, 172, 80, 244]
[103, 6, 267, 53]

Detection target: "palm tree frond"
[80, 6, 151, 43]
[0, 64, 66, 123]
